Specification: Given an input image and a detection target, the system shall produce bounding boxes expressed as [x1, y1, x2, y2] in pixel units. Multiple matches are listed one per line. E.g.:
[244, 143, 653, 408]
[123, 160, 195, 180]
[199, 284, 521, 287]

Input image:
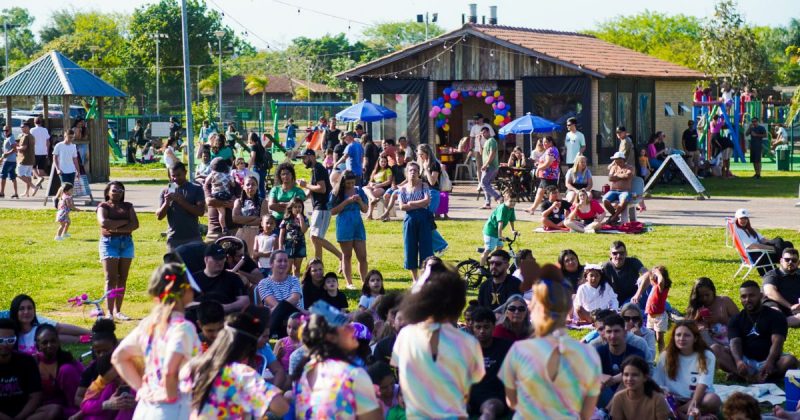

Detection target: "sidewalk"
[0, 181, 796, 230]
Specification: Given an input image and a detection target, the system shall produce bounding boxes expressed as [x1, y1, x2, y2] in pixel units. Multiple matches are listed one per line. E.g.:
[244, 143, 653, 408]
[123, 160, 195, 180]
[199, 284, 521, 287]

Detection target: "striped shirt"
[398, 185, 429, 204]
[391, 322, 485, 419]
[256, 275, 303, 309]
[499, 334, 601, 419]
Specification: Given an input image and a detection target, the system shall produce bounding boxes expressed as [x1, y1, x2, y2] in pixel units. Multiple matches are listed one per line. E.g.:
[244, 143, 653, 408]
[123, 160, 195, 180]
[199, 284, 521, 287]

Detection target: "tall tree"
[39, 8, 77, 44]
[362, 21, 446, 51]
[244, 74, 270, 115]
[699, 0, 772, 88]
[0, 7, 39, 75]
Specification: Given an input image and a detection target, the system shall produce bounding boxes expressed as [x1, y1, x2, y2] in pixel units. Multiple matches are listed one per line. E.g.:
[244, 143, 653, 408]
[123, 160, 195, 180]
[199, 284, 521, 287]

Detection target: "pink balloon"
[429, 110, 438, 118]
[485, 96, 495, 104]
[442, 107, 452, 115]
[450, 91, 459, 99]
[432, 106, 441, 113]
[468, 91, 475, 96]
[497, 101, 506, 110]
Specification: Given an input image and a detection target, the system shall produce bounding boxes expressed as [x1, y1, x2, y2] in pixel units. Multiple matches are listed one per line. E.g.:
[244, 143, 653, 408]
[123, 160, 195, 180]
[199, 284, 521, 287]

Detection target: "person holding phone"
[156, 162, 205, 251]
[686, 277, 739, 347]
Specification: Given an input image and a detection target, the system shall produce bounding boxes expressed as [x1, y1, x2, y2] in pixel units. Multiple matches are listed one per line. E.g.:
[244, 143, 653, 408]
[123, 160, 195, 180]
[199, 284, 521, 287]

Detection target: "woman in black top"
[247, 132, 269, 198]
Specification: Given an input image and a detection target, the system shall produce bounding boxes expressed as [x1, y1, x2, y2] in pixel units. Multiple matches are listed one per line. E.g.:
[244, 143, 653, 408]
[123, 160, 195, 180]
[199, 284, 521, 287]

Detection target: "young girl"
[368, 361, 400, 417]
[359, 270, 385, 313]
[323, 148, 335, 173]
[278, 197, 309, 277]
[232, 157, 256, 187]
[608, 355, 670, 419]
[573, 264, 619, 323]
[253, 215, 277, 278]
[321, 272, 348, 311]
[273, 312, 303, 374]
[206, 158, 235, 233]
[55, 182, 78, 241]
[637, 150, 650, 212]
[633, 265, 672, 352]
[111, 263, 201, 419]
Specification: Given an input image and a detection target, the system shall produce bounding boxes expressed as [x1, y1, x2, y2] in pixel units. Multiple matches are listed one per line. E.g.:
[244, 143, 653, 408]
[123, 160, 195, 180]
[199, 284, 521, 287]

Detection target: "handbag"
[438, 168, 453, 192]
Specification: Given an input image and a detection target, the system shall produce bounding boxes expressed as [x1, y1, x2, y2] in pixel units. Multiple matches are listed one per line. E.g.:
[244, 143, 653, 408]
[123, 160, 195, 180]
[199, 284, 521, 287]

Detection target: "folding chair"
[726, 218, 776, 279]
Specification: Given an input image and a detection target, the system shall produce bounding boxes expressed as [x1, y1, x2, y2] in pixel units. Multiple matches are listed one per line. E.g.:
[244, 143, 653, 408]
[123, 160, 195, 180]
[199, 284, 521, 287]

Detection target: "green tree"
[699, 0, 772, 88]
[39, 8, 77, 44]
[362, 21, 445, 51]
[244, 74, 270, 116]
[0, 7, 39, 75]
[587, 11, 703, 69]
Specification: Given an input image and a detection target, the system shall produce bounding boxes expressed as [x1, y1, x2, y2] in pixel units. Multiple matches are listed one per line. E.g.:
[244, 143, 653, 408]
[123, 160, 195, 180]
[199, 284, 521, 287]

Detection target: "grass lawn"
[2, 208, 800, 356]
[649, 168, 800, 198]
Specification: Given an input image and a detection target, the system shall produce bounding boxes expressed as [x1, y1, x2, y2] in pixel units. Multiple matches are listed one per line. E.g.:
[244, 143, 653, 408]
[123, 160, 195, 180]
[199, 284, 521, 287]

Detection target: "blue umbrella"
[335, 99, 398, 122]
[498, 112, 561, 135]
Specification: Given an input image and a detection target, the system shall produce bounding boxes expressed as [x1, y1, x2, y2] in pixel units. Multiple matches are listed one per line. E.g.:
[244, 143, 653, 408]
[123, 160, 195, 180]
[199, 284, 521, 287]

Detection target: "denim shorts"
[603, 190, 631, 204]
[1, 161, 16, 180]
[483, 234, 502, 251]
[99, 235, 135, 260]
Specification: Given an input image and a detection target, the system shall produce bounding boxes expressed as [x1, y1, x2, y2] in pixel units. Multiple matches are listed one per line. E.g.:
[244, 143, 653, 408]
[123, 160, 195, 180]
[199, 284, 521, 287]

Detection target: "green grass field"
[2, 208, 800, 355]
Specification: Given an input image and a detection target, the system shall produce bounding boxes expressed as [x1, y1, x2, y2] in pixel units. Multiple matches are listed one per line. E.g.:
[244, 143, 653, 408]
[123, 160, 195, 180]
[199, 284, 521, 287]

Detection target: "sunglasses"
[506, 305, 527, 313]
[783, 257, 799, 263]
[0, 336, 17, 345]
[611, 251, 625, 256]
[622, 316, 641, 322]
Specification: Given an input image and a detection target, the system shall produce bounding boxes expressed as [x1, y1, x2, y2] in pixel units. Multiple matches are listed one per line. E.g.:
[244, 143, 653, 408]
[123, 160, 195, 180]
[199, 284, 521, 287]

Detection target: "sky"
[14, 0, 800, 49]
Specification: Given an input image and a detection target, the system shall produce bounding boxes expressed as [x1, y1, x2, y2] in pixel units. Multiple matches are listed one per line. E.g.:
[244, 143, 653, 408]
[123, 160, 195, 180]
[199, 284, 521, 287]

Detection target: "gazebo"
[0, 50, 127, 182]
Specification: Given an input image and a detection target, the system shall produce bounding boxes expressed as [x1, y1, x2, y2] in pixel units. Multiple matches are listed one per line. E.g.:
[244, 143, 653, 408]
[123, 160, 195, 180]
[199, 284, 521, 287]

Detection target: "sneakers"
[114, 312, 132, 321]
[62, 233, 71, 238]
[345, 284, 357, 290]
[54, 235, 63, 241]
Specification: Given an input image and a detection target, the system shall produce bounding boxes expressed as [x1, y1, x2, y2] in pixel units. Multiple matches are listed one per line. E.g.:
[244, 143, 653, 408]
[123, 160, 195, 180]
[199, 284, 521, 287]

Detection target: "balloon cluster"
[429, 87, 512, 132]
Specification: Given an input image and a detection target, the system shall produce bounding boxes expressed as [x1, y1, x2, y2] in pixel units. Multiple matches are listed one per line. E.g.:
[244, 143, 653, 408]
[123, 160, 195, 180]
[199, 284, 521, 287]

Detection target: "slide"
[306, 130, 323, 151]
[108, 129, 123, 159]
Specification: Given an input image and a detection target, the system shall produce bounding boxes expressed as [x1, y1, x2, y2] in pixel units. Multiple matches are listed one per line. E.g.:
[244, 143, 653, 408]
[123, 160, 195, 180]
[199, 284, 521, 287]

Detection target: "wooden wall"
[366, 37, 583, 81]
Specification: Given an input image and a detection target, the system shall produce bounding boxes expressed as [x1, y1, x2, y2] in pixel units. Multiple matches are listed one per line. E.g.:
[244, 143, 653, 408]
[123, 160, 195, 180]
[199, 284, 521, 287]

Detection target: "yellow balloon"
[443, 124, 450, 131]
[494, 90, 501, 98]
[444, 102, 452, 109]
[481, 91, 487, 97]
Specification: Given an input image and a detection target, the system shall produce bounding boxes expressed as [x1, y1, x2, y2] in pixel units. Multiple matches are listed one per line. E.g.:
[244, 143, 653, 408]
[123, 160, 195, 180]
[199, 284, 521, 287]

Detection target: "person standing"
[745, 117, 767, 179]
[198, 119, 212, 145]
[30, 117, 50, 185]
[330, 170, 369, 289]
[335, 131, 365, 184]
[682, 120, 700, 175]
[362, 134, 380, 184]
[96, 181, 139, 321]
[71, 118, 90, 173]
[52, 128, 80, 185]
[284, 118, 298, 150]
[397, 162, 433, 282]
[479, 127, 501, 210]
[616, 126, 636, 168]
[299, 150, 342, 263]
[564, 117, 586, 165]
[417, 143, 448, 254]
[16, 122, 38, 197]
[156, 162, 205, 250]
[470, 114, 494, 174]
[1, 125, 19, 199]
[323, 117, 341, 152]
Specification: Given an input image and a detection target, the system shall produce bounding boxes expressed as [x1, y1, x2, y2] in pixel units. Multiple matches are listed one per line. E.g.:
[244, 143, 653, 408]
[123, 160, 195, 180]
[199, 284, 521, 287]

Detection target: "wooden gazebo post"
[62, 95, 71, 147]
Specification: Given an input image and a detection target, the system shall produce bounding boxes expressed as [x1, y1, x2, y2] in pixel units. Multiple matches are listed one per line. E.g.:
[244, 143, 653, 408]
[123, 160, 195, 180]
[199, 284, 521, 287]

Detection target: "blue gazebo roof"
[0, 50, 126, 97]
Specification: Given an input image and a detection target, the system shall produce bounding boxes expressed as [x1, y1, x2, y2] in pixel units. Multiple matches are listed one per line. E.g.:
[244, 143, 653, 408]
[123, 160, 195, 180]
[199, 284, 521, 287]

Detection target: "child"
[540, 186, 571, 231]
[323, 148, 335, 173]
[481, 190, 517, 266]
[253, 215, 277, 278]
[358, 269, 385, 313]
[207, 158, 235, 233]
[632, 265, 671, 352]
[608, 355, 670, 419]
[320, 272, 348, 311]
[111, 263, 201, 417]
[55, 182, 78, 241]
[386, 387, 406, 420]
[79, 354, 137, 420]
[285, 119, 298, 150]
[196, 300, 224, 353]
[272, 312, 302, 374]
[637, 150, 650, 211]
[232, 157, 255, 187]
[139, 141, 155, 163]
[278, 197, 308, 277]
[573, 264, 618, 323]
[368, 361, 399, 417]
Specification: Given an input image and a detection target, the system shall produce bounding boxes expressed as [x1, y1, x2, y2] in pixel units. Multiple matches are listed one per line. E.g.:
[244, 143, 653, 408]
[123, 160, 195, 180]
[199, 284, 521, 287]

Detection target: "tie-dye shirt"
[391, 322, 485, 419]
[294, 358, 380, 419]
[189, 362, 282, 419]
[499, 334, 601, 419]
[115, 311, 200, 403]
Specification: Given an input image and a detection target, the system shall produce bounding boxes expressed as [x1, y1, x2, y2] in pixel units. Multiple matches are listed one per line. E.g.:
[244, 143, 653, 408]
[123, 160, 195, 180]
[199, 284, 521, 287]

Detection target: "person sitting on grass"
[763, 248, 800, 328]
[320, 272, 348, 311]
[34, 324, 85, 418]
[5, 294, 91, 355]
[480, 189, 517, 266]
[0, 318, 54, 420]
[477, 249, 522, 311]
[713, 280, 799, 384]
[573, 264, 619, 323]
[685, 277, 739, 347]
[492, 294, 532, 342]
[596, 314, 646, 409]
[79, 352, 137, 420]
[608, 355, 670, 420]
[603, 151, 634, 225]
[564, 188, 605, 233]
[620, 303, 657, 364]
[196, 300, 225, 353]
[467, 306, 512, 419]
[540, 186, 571, 231]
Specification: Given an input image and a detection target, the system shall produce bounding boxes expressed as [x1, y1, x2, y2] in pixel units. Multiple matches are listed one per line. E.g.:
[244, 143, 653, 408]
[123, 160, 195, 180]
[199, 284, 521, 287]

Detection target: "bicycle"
[67, 288, 125, 320]
[456, 231, 521, 289]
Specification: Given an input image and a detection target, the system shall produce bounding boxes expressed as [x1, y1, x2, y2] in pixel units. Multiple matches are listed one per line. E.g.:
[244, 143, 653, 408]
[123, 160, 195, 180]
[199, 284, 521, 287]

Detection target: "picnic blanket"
[534, 222, 649, 234]
[714, 383, 785, 406]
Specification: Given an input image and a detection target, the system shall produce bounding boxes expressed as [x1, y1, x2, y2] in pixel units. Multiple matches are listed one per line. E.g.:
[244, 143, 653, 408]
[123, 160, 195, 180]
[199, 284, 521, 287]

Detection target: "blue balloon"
[450, 99, 460, 107]
[443, 88, 452, 96]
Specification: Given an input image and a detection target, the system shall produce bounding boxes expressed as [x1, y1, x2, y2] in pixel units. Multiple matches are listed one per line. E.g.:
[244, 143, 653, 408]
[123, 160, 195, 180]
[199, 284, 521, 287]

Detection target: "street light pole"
[214, 30, 225, 128]
[3, 22, 19, 79]
[150, 32, 168, 116]
[180, 0, 195, 178]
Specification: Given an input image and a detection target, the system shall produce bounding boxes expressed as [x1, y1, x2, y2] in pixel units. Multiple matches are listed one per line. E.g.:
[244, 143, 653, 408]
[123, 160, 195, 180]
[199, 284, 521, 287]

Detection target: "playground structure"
[692, 95, 798, 170]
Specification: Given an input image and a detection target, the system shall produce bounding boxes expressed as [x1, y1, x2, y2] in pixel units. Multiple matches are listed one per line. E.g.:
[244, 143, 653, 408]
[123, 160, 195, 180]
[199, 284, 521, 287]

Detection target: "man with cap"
[745, 117, 767, 179]
[603, 151, 634, 224]
[299, 149, 343, 263]
[335, 130, 365, 183]
[615, 126, 635, 168]
[15, 121, 38, 197]
[192, 243, 249, 313]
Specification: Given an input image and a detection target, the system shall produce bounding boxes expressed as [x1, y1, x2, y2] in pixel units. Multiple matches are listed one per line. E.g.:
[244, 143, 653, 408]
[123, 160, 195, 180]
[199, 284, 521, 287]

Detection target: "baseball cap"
[21, 121, 32, 128]
[584, 263, 603, 271]
[611, 151, 626, 161]
[309, 300, 349, 327]
[204, 243, 226, 260]
[735, 208, 750, 219]
[615, 126, 627, 133]
[303, 149, 317, 157]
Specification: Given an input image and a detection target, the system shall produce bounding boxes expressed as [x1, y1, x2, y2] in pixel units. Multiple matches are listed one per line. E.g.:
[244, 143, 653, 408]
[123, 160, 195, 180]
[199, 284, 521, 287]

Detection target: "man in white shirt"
[52, 128, 80, 186]
[470, 114, 495, 188]
[30, 117, 50, 184]
[564, 117, 586, 165]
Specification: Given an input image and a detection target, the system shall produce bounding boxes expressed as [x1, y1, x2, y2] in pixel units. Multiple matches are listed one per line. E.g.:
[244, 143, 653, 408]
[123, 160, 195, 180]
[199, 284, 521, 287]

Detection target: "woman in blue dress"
[397, 162, 434, 282]
[416, 144, 448, 254]
[330, 170, 369, 289]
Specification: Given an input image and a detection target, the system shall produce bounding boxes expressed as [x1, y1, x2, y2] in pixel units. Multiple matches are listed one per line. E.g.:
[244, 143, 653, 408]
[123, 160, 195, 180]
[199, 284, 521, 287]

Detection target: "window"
[664, 103, 675, 117]
[370, 94, 420, 143]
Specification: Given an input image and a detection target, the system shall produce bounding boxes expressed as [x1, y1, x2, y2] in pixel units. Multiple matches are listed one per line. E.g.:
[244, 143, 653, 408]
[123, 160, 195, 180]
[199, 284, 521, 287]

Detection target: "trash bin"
[777, 145, 790, 171]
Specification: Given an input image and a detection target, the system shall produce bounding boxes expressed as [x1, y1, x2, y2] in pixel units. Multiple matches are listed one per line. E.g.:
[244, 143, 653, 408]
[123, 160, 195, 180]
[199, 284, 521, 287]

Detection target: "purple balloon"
[442, 107, 452, 116]
[450, 91, 459, 99]
[497, 95, 505, 102]
[485, 96, 495, 104]
[432, 106, 441, 113]
[497, 101, 506, 110]
[429, 110, 438, 118]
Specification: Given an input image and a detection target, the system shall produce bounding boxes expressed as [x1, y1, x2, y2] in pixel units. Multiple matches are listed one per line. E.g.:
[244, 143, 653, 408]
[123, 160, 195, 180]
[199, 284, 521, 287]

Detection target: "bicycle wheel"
[456, 259, 485, 289]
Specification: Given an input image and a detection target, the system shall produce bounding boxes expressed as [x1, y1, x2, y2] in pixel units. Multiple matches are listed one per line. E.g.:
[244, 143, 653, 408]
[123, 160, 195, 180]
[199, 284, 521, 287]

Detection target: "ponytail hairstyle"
[145, 263, 193, 340]
[531, 264, 573, 337]
[91, 318, 118, 346]
[621, 355, 662, 398]
[55, 182, 74, 201]
[190, 312, 265, 411]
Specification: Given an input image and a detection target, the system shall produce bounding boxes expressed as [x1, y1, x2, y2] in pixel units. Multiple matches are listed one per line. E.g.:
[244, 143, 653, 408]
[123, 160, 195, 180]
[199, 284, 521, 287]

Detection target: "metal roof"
[0, 51, 126, 97]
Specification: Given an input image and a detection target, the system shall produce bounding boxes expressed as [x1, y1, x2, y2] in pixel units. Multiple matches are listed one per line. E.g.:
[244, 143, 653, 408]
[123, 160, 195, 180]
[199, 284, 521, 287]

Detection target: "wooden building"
[337, 23, 704, 170]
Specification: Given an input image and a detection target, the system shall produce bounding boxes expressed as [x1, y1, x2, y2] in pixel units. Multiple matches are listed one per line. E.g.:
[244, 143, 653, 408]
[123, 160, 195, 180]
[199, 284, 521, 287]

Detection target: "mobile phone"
[168, 182, 177, 193]
[118, 385, 131, 394]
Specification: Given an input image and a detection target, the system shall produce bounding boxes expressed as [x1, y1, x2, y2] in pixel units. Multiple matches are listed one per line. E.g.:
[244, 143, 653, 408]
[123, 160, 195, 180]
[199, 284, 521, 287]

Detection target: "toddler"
[253, 215, 277, 278]
[638, 149, 651, 178]
[359, 270, 385, 313]
[232, 157, 256, 187]
[55, 183, 78, 241]
[321, 272, 348, 310]
[273, 312, 303, 374]
[632, 265, 672, 351]
[207, 158, 236, 233]
[279, 198, 308, 277]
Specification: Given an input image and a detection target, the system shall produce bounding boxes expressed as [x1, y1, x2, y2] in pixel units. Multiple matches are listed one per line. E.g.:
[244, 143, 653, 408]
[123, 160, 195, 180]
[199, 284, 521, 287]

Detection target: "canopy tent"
[335, 99, 397, 122]
[0, 51, 127, 182]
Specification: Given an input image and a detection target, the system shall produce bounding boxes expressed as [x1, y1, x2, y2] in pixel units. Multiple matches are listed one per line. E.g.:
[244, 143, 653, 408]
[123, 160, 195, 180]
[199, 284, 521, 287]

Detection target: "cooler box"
[785, 369, 800, 410]
[436, 191, 449, 216]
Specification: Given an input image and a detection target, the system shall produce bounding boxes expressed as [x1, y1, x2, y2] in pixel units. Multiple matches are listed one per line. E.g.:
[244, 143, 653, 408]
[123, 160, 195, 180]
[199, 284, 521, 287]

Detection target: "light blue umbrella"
[498, 112, 561, 135]
[335, 99, 398, 122]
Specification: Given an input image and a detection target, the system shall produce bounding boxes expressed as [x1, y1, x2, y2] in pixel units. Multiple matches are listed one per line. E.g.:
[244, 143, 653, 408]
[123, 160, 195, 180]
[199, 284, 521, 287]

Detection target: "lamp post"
[150, 32, 168, 116]
[214, 30, 225, 127]
[416, 12, 438, 41]
[2, 22, 18, 79]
